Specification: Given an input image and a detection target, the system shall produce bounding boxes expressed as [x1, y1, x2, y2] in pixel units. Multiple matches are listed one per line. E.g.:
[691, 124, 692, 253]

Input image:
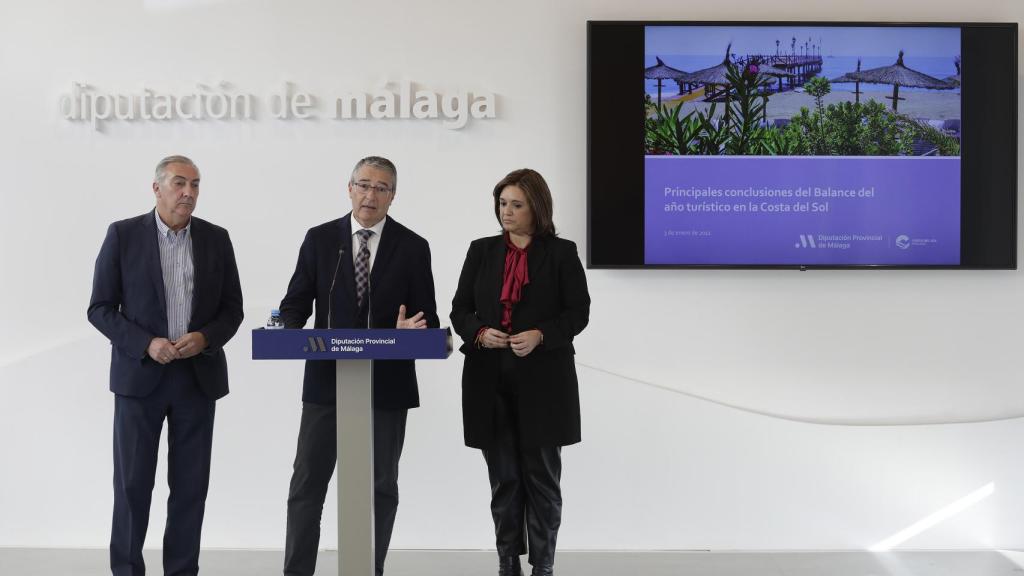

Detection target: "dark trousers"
[284, 403, 407, 576]
[110, 361, 216, 576]
[483, 354, 563, 570]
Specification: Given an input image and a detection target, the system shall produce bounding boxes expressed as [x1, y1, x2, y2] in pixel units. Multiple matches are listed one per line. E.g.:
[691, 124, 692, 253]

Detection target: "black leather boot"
[530, 566, 554, 576]
[499, 555, 524, 576]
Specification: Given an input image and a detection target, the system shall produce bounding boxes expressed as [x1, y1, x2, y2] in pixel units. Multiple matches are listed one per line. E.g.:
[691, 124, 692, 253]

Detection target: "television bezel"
[586, 20, 1018, 270]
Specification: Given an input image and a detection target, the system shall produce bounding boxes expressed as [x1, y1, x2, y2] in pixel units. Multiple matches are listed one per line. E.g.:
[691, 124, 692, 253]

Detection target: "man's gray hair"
[350, 156, 397, 192]
[154, 155, 200, 183]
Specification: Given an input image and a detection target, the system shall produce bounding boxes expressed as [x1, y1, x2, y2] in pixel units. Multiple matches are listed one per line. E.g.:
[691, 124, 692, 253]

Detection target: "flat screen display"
[589, 22, 1016, 269]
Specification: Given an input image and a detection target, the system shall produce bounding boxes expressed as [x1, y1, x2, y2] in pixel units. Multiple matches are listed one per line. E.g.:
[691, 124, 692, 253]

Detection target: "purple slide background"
[644, 157, 961, 265]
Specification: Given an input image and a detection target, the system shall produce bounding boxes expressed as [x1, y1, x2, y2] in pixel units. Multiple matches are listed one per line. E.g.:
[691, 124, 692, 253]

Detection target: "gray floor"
[1, 549, 1023, 576]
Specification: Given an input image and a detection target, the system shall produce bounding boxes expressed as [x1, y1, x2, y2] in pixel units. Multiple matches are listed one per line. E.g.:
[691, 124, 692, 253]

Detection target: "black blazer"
[451, 234, 590, 449]
[87, 211, 244, 400]
[279, 214, 439, 408]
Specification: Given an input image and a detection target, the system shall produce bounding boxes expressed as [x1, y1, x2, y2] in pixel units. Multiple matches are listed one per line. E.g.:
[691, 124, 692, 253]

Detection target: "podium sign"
[253, 328, 451, 576]
[252, 328, 450, 360]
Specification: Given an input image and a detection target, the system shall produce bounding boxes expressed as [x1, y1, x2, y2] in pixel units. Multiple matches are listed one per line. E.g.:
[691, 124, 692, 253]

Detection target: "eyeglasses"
[351, 182, 393, 195]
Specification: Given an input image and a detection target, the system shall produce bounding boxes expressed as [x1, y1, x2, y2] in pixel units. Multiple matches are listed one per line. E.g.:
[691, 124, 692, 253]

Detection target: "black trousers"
[283, 403, 407, 576]
[483, 354, 563, 570]
[111, 361, 216, 576]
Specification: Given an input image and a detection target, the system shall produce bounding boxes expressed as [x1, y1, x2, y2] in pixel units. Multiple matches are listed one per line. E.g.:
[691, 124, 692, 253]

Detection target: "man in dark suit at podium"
[278, 156, 439, 576]
[87, 155, 244, 576]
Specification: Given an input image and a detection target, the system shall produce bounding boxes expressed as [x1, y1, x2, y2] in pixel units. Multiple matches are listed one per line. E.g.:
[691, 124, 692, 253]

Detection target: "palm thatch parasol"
[684, 43, 740, 120]
[843, 51, 953, 112]
[831, 58, 864, 103]
[645, 56, 690, 106]
[686, 43, 734, 87]
[756, 64, 795, 93]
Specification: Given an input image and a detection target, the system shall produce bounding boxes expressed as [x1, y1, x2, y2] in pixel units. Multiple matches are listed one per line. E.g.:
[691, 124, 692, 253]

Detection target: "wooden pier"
[677, 53, 824, 102]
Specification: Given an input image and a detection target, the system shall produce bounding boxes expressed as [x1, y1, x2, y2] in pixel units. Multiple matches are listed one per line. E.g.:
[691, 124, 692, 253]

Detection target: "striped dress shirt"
[154, 209, 194, 341]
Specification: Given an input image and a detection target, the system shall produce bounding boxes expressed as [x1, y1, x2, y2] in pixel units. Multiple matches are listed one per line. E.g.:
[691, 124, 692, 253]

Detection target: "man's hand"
[396, 304, 427, 329]
[509, 330, 542, 357]
[148, 337, 182, 365]
[172, 332, 208, 359]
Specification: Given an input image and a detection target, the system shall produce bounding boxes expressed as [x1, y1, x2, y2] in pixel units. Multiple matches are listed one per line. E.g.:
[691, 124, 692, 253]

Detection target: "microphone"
[327, 245, 345, 328]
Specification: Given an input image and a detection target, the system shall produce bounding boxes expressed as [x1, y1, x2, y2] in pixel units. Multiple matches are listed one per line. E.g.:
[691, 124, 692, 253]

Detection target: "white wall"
[1, 0, 1021, 551]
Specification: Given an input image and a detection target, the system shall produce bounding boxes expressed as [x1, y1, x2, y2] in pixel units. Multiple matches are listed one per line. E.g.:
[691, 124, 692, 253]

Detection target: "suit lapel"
[370, 216, 398, 288]
[189, 218, 204, 326]
[488, 235, 506, 325]
[336, 216, 357, 324]
[143, 211, 168, 318]
[525, 235, 548, 301]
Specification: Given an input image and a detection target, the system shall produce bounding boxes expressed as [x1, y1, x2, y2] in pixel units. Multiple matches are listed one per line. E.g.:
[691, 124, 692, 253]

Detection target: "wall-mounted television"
[588, 21, 1017, 269]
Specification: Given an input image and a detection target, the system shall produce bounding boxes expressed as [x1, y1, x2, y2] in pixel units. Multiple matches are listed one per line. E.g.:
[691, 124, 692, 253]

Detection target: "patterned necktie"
[355, 229, 374, 308]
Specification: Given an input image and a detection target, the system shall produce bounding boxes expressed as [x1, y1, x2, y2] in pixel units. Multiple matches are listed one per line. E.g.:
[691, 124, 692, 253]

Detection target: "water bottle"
[266, 308, 285, 329]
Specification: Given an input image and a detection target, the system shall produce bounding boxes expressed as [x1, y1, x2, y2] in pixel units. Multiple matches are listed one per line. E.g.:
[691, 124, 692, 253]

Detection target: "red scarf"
[500, 234, 530, 332]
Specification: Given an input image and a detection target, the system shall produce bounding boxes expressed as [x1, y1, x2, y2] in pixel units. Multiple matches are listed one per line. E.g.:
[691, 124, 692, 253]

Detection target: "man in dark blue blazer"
[279, 156, 438, 576]
[88, 155, 244, 576]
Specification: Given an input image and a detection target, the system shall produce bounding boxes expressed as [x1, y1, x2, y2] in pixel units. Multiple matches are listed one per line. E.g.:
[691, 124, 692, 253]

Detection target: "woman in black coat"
[451, 168, 590, 576]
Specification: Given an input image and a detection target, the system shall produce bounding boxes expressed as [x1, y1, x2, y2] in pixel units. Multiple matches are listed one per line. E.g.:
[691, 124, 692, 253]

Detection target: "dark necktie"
[355, 229, 374, 308]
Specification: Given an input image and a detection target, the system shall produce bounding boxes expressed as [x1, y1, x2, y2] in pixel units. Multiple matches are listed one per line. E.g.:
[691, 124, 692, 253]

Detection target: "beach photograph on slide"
[644, 25, 961, 157]
[642, 25, 963, 266]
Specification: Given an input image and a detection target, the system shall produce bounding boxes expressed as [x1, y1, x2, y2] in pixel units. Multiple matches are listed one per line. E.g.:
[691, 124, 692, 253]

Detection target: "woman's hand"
[509, 329, 542, 357]
[477, 328, 510, 349]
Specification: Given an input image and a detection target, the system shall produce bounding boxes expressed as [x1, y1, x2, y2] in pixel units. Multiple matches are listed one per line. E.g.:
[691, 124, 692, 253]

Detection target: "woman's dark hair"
[492, 168, 556, 237]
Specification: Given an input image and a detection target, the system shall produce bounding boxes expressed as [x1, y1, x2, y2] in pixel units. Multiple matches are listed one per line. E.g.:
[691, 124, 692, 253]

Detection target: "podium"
[252, 328, 452, 576]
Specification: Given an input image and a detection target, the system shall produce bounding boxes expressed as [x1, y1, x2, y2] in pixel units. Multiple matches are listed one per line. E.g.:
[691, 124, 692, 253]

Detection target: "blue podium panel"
[252, 327, 450, 576]
[251, 328, 451, 360]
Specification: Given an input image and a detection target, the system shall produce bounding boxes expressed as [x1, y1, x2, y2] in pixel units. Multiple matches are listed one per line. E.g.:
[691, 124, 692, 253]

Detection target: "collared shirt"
[154, 208, 194, 341]
[349, 213, 386, 271]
